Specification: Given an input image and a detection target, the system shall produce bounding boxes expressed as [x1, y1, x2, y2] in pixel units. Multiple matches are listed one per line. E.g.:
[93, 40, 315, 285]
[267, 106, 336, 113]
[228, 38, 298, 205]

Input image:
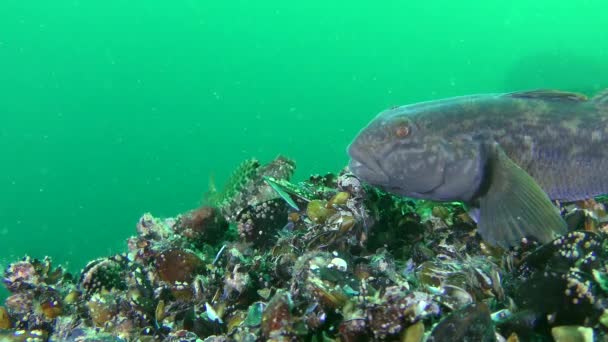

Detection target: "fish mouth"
[347, 143, 390, 185]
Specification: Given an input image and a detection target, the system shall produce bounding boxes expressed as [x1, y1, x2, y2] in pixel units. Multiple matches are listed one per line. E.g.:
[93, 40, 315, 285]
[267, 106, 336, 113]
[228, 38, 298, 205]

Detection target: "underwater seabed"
[1, 155, 607, 341]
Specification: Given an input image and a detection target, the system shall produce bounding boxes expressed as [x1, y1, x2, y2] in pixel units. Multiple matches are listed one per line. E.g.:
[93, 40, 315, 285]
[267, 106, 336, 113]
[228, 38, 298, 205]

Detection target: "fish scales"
[413, 93, 608, 200]
[348, 89, 608, 248]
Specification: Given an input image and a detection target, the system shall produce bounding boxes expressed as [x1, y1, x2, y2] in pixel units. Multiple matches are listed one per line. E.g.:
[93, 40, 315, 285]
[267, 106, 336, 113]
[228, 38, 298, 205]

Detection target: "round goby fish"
[347, 89, 608, 248]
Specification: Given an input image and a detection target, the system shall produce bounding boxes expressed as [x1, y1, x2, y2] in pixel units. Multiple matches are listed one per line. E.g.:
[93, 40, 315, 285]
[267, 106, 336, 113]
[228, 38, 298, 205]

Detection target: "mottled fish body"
[348, 89, 608, 248]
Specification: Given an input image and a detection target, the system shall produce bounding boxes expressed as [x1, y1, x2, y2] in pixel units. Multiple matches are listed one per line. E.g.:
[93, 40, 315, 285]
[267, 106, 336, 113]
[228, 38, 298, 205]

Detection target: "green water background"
[1, 1, 607, 299]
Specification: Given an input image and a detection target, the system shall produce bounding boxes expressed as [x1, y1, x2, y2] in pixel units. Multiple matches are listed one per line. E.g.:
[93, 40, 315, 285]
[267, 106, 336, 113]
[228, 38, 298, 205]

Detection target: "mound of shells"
[2, 155, 608, 341]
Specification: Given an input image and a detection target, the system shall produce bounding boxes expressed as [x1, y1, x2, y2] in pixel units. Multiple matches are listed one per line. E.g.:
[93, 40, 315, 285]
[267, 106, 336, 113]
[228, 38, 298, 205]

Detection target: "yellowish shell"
[64, 291, 80, 305]
[0, 306, 11, 329]
[401, 321, 425, 342]
[307, 200, 336, 224]
[328, 192, 350, 207]
[40, 300, 63, 319]
[155, 299, 166, 323]
[86, 294, 117, 327]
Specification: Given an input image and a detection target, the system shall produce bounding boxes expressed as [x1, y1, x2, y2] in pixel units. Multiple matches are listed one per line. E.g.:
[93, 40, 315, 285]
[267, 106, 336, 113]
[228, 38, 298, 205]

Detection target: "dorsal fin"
[592, 88, 608, 108]
[505, 89, 588, 102]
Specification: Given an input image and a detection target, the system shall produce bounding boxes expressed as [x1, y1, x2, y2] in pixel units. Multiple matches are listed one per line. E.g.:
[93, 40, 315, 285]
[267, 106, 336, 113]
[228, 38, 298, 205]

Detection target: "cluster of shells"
[2, 155, 608, 341]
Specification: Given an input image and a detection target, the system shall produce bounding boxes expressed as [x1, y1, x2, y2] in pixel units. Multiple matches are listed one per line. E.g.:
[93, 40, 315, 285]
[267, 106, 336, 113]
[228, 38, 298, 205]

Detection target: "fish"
[347, 89, 608, 248]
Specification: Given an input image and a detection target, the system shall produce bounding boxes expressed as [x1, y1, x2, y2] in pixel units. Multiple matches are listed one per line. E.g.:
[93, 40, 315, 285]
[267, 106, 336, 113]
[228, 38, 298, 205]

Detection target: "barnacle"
[175, 206, 228, 245]
[155, 248, 204, 284]
[512, 230, 607, 326]
[235, 198, 290, 247]
[86, 293, 118, 327]
[3, 256, 66, 293]
[79, 257, 127, 297]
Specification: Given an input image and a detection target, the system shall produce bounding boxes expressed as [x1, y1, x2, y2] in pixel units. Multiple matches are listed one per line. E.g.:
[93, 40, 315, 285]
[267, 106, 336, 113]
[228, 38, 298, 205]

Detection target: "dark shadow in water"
[503, 51, 608, 95]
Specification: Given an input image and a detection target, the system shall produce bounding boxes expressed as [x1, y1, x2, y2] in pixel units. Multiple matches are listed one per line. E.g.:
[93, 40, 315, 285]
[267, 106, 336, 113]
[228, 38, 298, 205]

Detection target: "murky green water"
[1, 0, 606, 299]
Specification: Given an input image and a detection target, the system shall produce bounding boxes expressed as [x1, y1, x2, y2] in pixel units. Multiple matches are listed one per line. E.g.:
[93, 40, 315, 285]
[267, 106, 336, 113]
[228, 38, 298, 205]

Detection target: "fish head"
[347, 105, 485, 202]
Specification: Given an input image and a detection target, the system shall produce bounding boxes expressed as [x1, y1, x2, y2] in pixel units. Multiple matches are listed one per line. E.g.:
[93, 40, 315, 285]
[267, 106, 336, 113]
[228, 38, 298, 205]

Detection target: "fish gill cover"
[2, 155, 608, 341]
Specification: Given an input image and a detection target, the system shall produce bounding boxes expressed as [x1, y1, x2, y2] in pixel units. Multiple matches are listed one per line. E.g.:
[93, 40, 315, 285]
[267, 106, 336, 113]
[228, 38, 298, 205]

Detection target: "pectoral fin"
[476, 145, 567, 248]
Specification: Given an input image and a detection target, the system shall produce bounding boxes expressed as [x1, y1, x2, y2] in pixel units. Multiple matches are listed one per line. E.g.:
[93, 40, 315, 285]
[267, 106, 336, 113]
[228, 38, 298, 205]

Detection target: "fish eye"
[394, 124, 410, 138]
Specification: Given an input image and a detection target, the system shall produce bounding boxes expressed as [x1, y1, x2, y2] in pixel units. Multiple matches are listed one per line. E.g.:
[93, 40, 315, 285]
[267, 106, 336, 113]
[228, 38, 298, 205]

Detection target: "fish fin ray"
[476, 144, 567, 248]
[505, 89, 588, 102]
[592, 88, 608, 108]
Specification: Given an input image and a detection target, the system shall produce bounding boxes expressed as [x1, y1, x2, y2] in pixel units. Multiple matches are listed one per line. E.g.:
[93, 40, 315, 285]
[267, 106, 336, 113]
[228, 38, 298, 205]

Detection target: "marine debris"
[2, 155, 608, 341]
